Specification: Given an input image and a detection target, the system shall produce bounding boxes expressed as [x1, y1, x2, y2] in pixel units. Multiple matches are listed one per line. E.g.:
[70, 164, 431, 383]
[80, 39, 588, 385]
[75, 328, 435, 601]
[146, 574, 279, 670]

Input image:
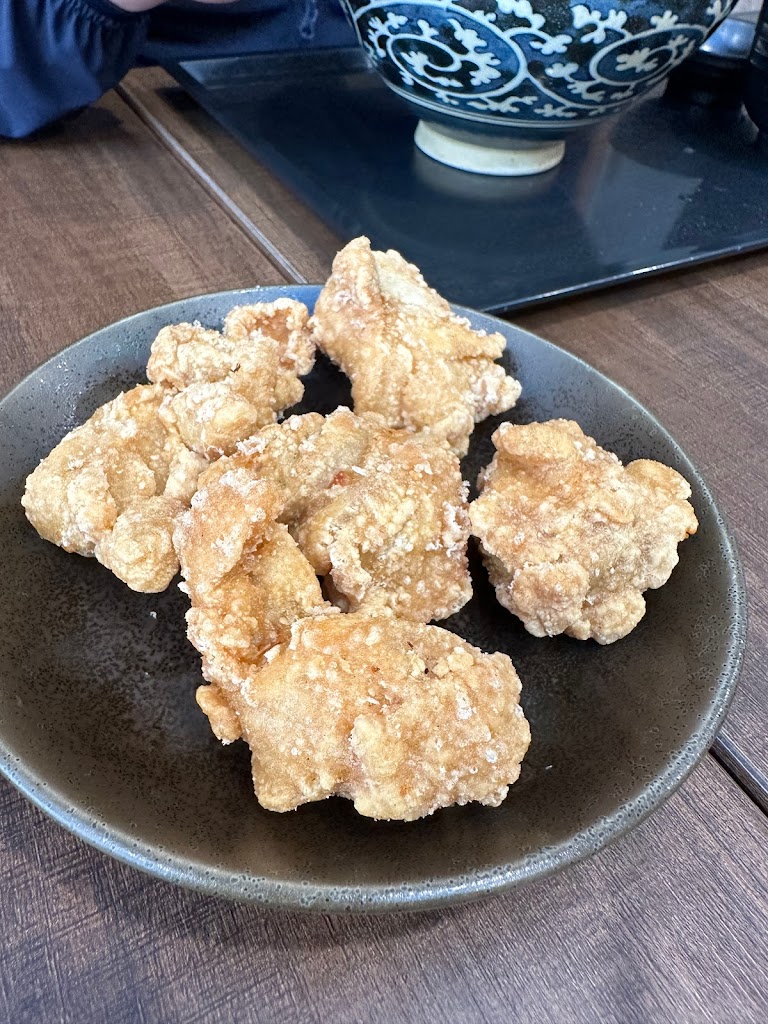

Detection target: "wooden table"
[2, 74, 768, 1023]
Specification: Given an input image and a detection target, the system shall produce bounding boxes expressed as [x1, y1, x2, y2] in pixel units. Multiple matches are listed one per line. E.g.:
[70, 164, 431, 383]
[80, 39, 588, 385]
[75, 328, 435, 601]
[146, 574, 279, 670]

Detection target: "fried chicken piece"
[470, 420, 699, 644]
[174, 466, 331, 679]
[147, 298, 314, 458]
[23, 300, 314, 591]
[195, 613, 531, 820]
[310, 237, 521, 456]
[22, 385, 207, 592]
[207, 407, 473, 622]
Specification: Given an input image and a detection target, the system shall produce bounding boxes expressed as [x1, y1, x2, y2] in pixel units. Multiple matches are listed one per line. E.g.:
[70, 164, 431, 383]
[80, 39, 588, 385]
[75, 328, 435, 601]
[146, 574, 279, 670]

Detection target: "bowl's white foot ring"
[414, 121, 566, 177]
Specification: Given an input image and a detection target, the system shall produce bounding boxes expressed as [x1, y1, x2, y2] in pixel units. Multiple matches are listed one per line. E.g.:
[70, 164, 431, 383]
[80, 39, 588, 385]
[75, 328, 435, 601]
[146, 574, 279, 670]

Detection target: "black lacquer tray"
[169, 47, 768, 313]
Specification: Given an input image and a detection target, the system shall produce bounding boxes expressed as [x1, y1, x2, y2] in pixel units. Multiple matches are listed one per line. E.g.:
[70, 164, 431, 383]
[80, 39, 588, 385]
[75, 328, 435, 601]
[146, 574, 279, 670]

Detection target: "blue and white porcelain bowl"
[341, 1, 737, 174]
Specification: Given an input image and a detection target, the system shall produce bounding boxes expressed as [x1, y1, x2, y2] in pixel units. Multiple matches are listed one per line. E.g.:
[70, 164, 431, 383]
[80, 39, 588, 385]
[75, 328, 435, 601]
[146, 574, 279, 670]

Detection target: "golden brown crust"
[174, 468, 331, 689]
[23, 301, 315, 592]
[470, 420, 698, 644]
[147, 299, 314, 458]
[196, 614, 531, 820]
[310, 237, 521, 456]
[208, 407, 474, 622]
[177, 418, 530, 820]
[22, 384, 206, 592]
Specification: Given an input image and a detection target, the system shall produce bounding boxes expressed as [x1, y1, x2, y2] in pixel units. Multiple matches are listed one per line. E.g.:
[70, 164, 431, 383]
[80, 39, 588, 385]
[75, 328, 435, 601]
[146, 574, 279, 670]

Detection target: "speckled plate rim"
[0, 286, 747, 913]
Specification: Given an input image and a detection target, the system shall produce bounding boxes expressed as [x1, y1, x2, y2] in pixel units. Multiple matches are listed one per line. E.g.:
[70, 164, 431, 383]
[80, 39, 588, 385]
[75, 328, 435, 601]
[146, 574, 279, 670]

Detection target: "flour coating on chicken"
[208, 407, 473, 622]
[174, 461, 529, 820]
[175, 447, 529, 821]
[23, 300, 315, 591]
[310, 237, 520, 455]
[22, 384, 205, 592]
[470, 420, 698, 644]
[174, 468, 331, 700]
[147, 298, 314, 458]
[195, 613, 531, 821]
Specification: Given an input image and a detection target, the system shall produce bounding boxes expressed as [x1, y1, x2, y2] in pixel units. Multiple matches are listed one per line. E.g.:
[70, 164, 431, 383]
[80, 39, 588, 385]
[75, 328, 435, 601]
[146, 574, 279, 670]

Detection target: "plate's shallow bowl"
[0, 287, 744, 912]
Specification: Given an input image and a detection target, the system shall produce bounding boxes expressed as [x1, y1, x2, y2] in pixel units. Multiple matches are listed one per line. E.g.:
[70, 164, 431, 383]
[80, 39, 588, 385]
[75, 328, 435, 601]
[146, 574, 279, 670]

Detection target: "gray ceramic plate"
[0, 287, 745, 912]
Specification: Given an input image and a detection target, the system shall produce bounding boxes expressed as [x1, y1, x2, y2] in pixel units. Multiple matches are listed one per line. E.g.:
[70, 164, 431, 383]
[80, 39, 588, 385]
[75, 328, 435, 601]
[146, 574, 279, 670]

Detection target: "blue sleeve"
[0, 0, 148, 138]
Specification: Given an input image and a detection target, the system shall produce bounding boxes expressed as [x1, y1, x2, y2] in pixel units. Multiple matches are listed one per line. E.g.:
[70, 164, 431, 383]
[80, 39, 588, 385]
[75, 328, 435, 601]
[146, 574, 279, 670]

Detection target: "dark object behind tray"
[745, 1, 768, 135]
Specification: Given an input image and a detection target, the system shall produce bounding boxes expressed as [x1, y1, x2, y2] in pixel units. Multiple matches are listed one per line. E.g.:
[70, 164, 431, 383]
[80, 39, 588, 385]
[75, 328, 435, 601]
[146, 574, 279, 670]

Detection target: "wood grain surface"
[119, 68, 768, 803]
[2, 81, 768, 1024]
[2, 758, 767, 1024]
[119, 69, 339, 285]
[0, 90, 286, 391]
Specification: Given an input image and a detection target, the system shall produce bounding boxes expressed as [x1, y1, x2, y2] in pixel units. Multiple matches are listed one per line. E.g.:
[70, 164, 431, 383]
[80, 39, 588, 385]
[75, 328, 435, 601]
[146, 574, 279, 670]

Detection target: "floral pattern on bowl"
[342, 1, 736, 132]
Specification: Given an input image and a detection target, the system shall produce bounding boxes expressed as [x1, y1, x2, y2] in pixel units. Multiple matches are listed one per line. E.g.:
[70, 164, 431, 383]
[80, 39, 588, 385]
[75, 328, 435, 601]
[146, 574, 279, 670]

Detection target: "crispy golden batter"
[174, 467, 331, 685]
[147, 298, 314, 458]
[205, 407, 473, 622]
[310, 237, 521, 456]
[23, 301, 315, 592]
[195, 613, 531, 820]
[175, 425, 528, 821]
[174, 462, 334, 743]
[22, 384, 206, 592]
[470, 420, 698, 644]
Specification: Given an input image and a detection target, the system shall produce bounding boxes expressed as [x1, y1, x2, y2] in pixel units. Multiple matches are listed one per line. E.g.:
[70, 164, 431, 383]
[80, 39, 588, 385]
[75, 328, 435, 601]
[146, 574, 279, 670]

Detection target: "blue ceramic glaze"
[342, 1, 737, 137]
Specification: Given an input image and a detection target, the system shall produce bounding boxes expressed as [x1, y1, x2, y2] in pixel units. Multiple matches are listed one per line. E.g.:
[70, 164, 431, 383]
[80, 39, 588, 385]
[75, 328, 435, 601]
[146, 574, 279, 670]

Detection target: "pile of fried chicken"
[22, 237, 697, 821]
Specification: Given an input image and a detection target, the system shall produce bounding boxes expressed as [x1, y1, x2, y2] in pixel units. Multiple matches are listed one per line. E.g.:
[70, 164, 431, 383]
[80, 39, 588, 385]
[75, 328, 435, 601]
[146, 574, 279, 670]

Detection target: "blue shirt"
[0, 0, 356, 138]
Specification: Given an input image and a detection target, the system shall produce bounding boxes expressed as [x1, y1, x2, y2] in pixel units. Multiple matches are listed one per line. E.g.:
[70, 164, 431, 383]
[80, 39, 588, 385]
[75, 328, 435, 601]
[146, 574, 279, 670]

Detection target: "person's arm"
[0, 0, 161, 139]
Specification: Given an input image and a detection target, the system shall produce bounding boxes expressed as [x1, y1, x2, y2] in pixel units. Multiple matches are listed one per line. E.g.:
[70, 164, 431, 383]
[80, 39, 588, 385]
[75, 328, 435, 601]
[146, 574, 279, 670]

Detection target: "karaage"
[194, 613, 531, 821]
[310, 237, 521, 456]
[470, 419, 698, 644]
[174, 466, 331, 696]
[24, 300, 315, 592]
[147, 298, 314, 458]
[203, 407, 473, 622]
[22, 384, 206, 592]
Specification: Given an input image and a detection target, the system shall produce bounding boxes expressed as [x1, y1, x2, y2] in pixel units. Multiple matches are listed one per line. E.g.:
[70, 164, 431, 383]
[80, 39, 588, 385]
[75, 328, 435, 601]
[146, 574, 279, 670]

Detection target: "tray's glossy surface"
[168, 49, 768, 313]
[0, 288, 745, 911]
